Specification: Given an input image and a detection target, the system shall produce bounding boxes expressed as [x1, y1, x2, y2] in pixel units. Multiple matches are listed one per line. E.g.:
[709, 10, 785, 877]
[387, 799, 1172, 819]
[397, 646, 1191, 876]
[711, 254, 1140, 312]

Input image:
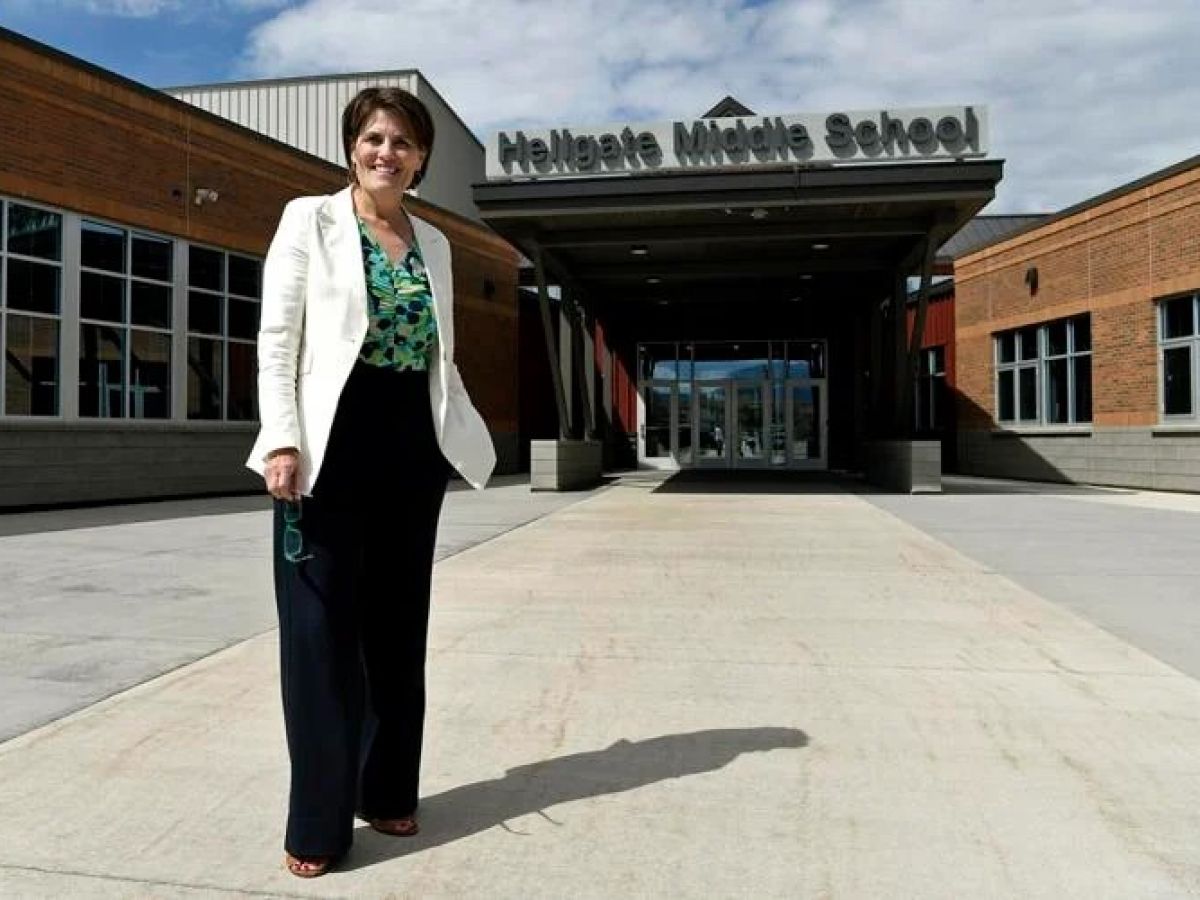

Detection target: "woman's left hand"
[264, 447, 301, 501]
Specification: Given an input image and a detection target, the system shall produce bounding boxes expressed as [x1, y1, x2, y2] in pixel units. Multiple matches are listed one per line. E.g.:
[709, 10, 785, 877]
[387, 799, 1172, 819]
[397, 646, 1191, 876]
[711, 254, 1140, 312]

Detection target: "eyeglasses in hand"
[282, 500, 314, 564]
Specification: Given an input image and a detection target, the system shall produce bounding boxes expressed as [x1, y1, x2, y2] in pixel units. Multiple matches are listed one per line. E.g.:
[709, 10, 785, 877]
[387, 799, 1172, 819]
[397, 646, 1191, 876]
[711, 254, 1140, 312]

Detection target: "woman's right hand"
[264, 448, 301, 501]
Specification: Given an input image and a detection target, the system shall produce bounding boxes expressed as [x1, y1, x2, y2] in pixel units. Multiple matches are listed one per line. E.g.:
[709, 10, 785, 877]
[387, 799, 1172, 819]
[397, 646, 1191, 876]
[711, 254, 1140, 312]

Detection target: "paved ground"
[0, 475, 593, 743]
[867, 475, 1200, 680]
[0, 472, 1198, 898]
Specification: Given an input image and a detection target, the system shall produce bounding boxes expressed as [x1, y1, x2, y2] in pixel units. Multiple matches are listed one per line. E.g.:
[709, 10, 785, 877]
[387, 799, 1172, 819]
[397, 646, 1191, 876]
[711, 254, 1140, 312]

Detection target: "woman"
[246, 86, 495, 878]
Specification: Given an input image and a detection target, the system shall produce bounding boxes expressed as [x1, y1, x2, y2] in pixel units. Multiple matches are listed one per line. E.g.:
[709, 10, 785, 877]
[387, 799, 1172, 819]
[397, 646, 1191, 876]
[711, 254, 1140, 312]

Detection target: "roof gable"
[702, 96, 756, 118]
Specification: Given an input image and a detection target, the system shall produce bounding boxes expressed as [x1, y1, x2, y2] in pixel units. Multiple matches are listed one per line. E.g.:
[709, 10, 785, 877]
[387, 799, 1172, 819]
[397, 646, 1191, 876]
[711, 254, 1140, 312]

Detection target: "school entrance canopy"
[473, 103, 1004, 487]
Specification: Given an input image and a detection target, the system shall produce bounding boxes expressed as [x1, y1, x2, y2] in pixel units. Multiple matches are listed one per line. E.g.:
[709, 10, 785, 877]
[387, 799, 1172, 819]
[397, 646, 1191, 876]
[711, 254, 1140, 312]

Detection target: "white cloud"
[82, 0, 181, 15]
[239, 0, 1200, 212]
[64, 0, 287, 16]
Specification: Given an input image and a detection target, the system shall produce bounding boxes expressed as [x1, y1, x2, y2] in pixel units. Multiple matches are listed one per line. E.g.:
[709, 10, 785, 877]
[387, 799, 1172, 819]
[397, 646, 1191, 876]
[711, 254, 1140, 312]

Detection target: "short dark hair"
[341, 87, 435, 187]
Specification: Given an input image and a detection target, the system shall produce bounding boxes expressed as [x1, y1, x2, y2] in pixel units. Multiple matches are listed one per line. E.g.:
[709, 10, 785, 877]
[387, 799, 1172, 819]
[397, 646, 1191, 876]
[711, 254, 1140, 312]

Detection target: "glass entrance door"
[639, 381, 675, 467]
[733, 381, 766, 466]
[694, 382, 729, 466]
[676, 381, 693, 466]
[787, 380, 826, 468]
[636, 340, 829, 471]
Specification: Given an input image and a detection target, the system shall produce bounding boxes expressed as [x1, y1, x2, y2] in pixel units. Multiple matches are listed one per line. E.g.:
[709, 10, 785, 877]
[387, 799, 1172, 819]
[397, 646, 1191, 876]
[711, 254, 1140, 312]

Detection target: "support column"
[891, 272, 908, 435]
[565, 288, 595, 440]
[868, 293, 884, 437]
[532, 244, 570, 440]
[529, 245, 602, 491]
[866, 233, 942, 493]
[559, 299, 574, 436]
[903, 232, 939, 429]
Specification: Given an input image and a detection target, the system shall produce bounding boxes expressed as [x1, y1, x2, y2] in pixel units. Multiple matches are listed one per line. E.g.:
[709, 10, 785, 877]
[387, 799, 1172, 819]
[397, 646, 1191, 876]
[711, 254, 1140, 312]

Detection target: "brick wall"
[0, 31, 520, 504]
[957, 164, 1200, 428]
[953, 160, 1200, 489]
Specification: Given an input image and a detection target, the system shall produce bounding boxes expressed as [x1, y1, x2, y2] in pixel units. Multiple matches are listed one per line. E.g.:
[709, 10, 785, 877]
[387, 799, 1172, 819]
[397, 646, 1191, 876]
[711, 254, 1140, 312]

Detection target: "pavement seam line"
[856, 491, 1200, 683]
[0, 629, 278, 755]
[0, 863, 318, 899]
[432, 481, 615, 565]
[0, 483, 606, 749]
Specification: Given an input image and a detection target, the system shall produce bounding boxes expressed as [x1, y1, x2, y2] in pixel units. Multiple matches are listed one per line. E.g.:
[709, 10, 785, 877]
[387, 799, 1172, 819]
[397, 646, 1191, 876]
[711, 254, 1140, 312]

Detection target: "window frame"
[185, 244, 262, 422]
[914, 344, 946, 433]
[1158, 292, 1200, 423]
[1, 198, 65, 418]
[77, 218, 177, 420]
[994, 315, 1092, 428]
[0, 193, 264, 425]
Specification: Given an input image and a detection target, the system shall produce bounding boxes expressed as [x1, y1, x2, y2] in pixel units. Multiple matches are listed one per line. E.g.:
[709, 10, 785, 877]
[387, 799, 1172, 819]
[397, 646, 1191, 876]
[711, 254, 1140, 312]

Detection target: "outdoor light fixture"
[800, 274, 813, 280]
[630, 245, 648, 256]
[811, 242, 830, 250]
[750, 207, 769, 220]
[193, 187, 220, 206]
[1025, 266, 1039, 295]
[646, 276, 661, 284]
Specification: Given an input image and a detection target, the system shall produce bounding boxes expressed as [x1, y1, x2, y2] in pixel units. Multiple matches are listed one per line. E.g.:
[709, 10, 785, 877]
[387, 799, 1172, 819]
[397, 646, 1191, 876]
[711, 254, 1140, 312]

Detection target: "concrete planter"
[530, 439, 603, 491]
[864, 439, 942, 493]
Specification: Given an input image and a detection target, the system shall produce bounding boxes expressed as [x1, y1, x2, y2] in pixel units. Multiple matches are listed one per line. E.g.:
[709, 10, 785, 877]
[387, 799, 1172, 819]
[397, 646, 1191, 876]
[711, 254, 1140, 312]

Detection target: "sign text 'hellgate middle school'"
[487, 106, 988, 178]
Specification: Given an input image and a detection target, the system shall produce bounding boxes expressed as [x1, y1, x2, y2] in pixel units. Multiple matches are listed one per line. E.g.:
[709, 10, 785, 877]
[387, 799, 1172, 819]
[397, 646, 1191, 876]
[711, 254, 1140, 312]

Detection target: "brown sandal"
[284, 851, 335, 878]
[368, 816, 419, 837]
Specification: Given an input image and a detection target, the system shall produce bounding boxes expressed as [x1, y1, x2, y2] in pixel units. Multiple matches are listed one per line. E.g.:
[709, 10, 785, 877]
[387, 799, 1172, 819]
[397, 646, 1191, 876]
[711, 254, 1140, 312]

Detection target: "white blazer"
[245, 186, 496, 493]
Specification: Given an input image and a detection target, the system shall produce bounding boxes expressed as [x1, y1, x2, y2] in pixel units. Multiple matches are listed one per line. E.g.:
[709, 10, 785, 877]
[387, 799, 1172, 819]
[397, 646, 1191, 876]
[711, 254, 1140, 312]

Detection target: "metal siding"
[167, 73, 483, 206]
[301, 85, 315, 156]
[908, 295, 953, 349]
[907, 294, 956, 385]
[323, 81, 339, 161]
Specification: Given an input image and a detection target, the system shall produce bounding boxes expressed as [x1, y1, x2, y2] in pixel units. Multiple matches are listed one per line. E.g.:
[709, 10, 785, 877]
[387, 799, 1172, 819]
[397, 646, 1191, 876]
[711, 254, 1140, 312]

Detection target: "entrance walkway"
[0, 473, 1198, 897]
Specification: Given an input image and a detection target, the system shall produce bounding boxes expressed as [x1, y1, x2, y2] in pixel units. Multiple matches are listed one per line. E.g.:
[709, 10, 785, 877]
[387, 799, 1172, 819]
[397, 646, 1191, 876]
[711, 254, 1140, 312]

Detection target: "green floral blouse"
[356, 216, 438, 371]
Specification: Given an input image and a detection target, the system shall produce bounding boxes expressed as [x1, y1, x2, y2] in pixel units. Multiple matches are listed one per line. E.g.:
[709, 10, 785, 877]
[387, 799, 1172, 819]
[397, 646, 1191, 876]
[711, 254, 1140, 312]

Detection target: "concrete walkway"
[1, 473, 1199, 897]
[0, 476, 592, 743]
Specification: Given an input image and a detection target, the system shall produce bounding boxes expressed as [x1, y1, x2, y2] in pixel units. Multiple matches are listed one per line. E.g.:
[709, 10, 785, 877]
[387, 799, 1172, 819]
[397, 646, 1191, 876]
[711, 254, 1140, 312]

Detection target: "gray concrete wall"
[0, 424, 521, 508]
[863, 439, 942, 493]
[0, 423, 260, 508]
[957, 427, 1200, 492]
[530, 439, 603, 491]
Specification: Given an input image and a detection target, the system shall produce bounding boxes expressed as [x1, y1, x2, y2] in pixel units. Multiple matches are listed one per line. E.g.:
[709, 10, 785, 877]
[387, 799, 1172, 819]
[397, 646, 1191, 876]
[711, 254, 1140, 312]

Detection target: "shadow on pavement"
[651, 470, 857, 494]
[345, 726, 808, 870]
[620, 468, 1138, 498]
[0, 474, 569, 538]
[932, 475, 1135, 497]
[0, 492, 272, 537]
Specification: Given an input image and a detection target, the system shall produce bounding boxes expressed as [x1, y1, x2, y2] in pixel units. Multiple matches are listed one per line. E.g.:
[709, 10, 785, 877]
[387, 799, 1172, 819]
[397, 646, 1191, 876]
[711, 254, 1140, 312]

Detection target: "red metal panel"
[592, 318, 637, 434]
[907, 292, 957, 386]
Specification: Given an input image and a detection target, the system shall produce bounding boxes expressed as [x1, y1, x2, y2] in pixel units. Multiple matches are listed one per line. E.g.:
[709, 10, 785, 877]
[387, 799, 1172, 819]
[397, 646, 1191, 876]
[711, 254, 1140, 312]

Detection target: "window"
[915, 345, 946, 432]
[1160, 293, 1199, 419]
[187, 247, 261, 420]
[78, 220, 173, 418]
[995, 315, 1091, 426]
[2, 202, 62, 415]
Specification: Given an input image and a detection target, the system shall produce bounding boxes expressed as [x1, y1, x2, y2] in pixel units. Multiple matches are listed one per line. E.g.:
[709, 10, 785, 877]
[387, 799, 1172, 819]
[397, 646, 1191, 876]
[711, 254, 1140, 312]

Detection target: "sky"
[2, 0, 1198, 214]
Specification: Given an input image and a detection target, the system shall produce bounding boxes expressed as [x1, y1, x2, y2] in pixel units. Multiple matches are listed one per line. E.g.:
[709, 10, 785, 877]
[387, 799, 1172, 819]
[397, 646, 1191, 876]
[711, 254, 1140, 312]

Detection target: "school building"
[2, 25, 1198, 505]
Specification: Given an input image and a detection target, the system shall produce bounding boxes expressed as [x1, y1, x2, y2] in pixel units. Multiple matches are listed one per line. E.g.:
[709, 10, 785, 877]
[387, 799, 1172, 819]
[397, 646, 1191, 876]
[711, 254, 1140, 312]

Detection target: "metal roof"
[475, 160, 1003, 312]
[950, 153, 1200, 259]
[937, 215, 1046, 260]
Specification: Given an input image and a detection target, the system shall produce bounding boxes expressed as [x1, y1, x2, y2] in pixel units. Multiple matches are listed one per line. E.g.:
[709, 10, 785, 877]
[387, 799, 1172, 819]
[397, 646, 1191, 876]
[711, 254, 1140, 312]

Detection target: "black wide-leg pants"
[273, 362, 450, 858]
